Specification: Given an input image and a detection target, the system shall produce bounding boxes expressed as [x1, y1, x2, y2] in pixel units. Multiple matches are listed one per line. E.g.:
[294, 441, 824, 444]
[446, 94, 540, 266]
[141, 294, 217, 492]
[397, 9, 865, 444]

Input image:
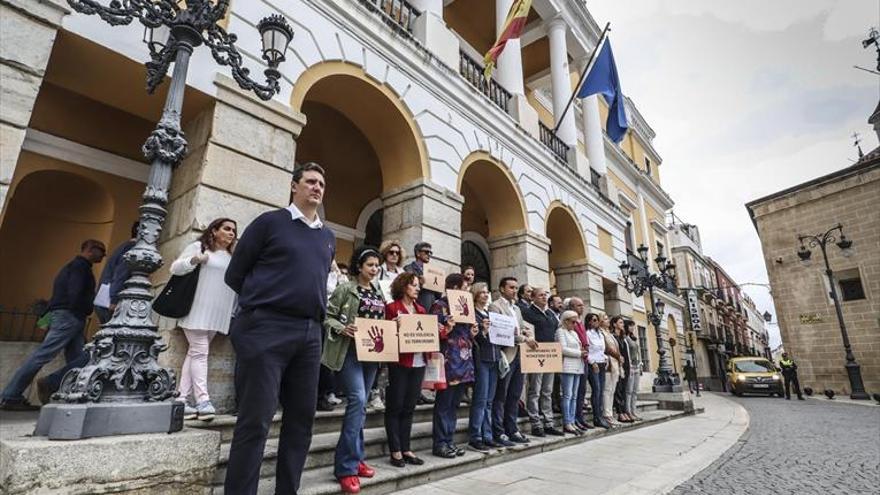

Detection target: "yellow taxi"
[726, 357, 783, 397]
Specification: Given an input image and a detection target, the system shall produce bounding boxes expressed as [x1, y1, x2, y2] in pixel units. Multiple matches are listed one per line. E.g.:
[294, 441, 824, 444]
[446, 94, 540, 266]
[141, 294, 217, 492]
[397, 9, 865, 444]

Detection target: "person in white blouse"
[556, 311, 587, 435]
[170, 218, 238, 421]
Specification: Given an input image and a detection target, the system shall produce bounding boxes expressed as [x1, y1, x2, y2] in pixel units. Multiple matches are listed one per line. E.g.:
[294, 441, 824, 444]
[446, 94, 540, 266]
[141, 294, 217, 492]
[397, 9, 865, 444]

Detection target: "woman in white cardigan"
[556, 310, 587, 435]
[170, 218, 238, 420]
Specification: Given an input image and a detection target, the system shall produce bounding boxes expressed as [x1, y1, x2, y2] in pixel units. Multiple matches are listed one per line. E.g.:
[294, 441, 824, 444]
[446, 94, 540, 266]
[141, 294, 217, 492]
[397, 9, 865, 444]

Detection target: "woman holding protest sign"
[430, 273, 478, 459]
[383, 272, 428, 468]
[467, 282, 502, 452]
[322, 245, 385, 494]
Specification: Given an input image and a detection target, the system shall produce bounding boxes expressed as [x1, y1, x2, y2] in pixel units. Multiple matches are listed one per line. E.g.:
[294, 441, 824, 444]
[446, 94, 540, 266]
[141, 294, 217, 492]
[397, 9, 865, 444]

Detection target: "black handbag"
[153, 255, 202, 318]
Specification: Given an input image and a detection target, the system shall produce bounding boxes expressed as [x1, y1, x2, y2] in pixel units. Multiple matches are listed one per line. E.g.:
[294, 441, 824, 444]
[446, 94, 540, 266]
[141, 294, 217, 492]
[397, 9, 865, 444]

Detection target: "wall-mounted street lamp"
[619, 244, 681, 392]
[37, 0, 295, 439]
[796, 223, 868, 400]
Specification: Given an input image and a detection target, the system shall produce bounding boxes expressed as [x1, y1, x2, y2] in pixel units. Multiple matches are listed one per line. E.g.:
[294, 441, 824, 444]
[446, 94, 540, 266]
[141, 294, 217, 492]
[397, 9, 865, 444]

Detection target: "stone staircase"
[190, 398, 688, 495]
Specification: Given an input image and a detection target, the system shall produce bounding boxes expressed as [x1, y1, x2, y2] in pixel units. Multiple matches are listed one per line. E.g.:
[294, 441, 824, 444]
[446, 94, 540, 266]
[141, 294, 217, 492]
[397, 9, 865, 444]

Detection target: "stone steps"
[215, 407, 683, 495]
[194, 400, 663, 493]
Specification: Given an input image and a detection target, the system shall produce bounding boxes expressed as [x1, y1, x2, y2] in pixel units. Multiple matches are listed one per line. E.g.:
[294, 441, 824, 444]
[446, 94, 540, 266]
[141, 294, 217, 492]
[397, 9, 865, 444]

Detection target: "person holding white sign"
[468, 282, 501, 452]
[488, 277, 534, 446]
[322, 246, 385, 494]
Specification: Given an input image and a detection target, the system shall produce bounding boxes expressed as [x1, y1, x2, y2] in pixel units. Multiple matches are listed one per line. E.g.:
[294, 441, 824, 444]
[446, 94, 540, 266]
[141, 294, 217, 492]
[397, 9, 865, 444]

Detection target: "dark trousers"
[224, 310, 322, 495]
[432, 383, 465, 449]
[783, 373, 802, 399]
[318, 365, 336, 397]
[575, 369, 588, 423]
[384, 364, 426, 453]
[614, 369, 628, 414]
[492, 354, 523, 439]
[587, 363, 607, 423]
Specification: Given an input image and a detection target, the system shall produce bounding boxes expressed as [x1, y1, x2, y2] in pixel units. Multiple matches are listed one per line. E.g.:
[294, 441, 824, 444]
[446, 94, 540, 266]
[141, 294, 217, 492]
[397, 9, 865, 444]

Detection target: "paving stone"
[669, 396, 880, 495]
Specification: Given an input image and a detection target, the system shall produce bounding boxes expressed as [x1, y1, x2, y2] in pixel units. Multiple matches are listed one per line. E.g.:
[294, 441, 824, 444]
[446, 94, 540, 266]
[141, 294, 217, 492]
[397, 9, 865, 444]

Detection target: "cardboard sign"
[378, 280, 394, 303]
[398, 314, 440, 353]
[422, 265, 446, 293]
[520, 342, 563, 374]
[353, 318, 399, 362]
[488, 313, 517, 347]
[446, 289, 476, 324]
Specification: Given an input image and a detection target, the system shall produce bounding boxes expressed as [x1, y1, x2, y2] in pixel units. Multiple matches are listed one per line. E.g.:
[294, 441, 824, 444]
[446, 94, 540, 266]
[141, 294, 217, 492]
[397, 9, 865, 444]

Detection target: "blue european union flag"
[577, 40, 628, 143]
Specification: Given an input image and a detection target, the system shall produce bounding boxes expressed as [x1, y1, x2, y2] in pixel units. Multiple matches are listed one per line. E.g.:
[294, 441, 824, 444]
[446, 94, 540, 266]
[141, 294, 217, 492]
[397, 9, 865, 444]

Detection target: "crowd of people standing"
[0, 162, 649, 495]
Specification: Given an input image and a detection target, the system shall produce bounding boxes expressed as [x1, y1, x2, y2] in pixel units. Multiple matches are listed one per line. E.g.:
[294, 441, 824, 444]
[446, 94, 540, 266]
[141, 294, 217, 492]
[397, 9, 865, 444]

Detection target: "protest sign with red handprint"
[446, 289, 476, 324]
[353, 318, 399, 362]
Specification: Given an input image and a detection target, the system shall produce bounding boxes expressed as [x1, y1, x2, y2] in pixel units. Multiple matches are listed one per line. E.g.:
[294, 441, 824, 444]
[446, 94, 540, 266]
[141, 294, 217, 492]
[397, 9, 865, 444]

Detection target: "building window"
[836, 268, 866, 302]
[645, 157, 652, 175]
[598, 227, 614, 256]
[624, 221, 634, 253]
[638, 326, 650, 371]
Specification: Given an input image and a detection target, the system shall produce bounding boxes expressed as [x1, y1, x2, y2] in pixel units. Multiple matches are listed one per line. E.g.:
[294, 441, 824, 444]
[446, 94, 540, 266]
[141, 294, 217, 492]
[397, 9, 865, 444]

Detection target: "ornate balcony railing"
[458, 50, 512, 114]
[539, 122, 569, 165]
[359, 0, 420, 35]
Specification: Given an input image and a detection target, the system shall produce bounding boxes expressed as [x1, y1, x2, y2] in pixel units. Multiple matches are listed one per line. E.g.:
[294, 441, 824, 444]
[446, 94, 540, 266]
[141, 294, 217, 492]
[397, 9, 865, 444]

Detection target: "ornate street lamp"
[619, 244, 681, 392]
[796, 223, 869, 400]
[37, 0, 294, 439]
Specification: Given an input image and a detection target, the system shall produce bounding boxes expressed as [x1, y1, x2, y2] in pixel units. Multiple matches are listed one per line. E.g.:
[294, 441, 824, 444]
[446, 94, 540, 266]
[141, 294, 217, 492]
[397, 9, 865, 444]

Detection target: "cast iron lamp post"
[796, 223, 869, 400]
[619, 244, 682, 393]
[36, 0, 294, 439]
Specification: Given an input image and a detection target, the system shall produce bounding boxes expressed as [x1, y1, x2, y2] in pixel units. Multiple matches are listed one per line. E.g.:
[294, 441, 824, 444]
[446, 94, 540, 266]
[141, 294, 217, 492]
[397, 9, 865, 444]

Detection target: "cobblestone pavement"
[670, 395, 880, 494]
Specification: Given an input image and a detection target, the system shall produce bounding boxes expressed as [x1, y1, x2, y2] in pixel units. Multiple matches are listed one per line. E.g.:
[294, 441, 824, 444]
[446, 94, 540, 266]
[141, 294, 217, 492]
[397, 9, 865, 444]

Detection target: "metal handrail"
[458, 50, 512, 113]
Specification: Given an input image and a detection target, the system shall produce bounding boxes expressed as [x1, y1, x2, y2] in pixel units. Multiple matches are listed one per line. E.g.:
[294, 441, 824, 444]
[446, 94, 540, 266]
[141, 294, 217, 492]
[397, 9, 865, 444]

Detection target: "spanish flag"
[483, 0, 533, 80]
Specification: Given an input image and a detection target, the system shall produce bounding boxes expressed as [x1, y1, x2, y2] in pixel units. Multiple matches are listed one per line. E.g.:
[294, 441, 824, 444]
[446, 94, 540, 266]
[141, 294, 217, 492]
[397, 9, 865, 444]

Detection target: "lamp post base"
[34, 402, 184, 440]
[846, 362, 870, 400]
[652, 383, 684, 393]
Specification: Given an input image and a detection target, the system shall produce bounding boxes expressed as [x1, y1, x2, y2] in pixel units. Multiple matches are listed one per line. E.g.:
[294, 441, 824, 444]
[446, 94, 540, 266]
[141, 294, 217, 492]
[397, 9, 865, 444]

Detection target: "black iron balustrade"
[360, 0, 419, 34]
[458, 50, 512, 113]
[539, 122, 569, 164]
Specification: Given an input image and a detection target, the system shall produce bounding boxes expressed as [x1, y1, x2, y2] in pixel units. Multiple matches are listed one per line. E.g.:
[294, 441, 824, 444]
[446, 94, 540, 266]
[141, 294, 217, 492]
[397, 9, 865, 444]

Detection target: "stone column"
[487, 230, 550, 290]
[382, 179, 463, 275]
[410, 0, 459, 69]
[0, 0, 69, 217]
[552, 260, 591, 301]
[586, 265, 608, 314]
[493, 0, 539, 138]
[156, 74, 306, 412]
[494, 0, 524, 97]
[603, 279, 633, 317]
[547, 16, 577, 147]
[580, 93, 606, 176]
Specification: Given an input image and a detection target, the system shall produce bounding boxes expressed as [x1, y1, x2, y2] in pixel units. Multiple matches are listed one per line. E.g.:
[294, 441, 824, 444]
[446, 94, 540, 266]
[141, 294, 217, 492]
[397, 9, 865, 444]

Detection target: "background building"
[747, 154, 879, 396]
[0, 0, 683, 408]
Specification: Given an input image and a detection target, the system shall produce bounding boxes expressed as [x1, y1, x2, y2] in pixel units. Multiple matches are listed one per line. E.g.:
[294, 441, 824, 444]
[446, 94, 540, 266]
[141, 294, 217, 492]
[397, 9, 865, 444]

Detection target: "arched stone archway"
[457, 152, 547, 288]
[0, 169, 114, 315]
[544, 202, 590, 300]
[292, 62, 429, 263]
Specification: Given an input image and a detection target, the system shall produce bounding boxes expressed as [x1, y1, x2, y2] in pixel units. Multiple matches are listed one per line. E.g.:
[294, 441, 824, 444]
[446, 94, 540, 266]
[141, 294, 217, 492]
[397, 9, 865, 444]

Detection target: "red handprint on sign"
[368, 325, 384, 353]
[457, 295, 470, 316]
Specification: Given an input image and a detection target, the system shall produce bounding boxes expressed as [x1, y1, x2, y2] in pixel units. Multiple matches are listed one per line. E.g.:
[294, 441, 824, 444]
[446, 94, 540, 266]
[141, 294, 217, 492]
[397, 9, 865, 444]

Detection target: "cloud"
[588, 1, 876, 347]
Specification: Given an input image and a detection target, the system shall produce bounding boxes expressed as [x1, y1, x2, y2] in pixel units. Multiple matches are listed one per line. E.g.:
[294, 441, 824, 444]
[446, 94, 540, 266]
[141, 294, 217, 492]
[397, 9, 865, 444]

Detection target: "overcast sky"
[587, 1, 878, 346]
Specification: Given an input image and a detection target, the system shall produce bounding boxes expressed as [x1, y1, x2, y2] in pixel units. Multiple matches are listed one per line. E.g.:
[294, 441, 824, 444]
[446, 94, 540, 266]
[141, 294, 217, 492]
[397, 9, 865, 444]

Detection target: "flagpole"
[553, 22, 611, 133]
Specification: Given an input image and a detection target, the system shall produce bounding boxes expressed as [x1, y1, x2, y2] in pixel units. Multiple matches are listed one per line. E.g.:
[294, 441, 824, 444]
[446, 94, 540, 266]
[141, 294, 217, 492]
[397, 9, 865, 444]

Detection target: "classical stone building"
[0, 0, 684, 409]
[747, 156, 880, 396]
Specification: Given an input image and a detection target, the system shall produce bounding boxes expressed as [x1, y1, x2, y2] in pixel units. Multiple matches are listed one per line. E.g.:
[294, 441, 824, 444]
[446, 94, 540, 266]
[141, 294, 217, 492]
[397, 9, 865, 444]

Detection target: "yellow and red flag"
[483, 0, 533, 80]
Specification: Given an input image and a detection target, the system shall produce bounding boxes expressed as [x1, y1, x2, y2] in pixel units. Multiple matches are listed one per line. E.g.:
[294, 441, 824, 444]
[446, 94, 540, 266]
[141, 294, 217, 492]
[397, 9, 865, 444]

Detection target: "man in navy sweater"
[0, 240, 106, 410]
[223, 162, 335, 495]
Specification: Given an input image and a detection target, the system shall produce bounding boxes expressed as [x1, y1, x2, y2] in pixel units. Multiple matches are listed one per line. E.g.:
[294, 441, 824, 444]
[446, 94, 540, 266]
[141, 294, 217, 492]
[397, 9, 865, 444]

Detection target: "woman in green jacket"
[323, 245, 385, 494]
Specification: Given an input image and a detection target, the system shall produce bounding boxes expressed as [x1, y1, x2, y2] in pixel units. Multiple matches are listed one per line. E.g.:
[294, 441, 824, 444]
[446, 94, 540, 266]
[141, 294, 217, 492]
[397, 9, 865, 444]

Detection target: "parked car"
[726, 357, 784, 397]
